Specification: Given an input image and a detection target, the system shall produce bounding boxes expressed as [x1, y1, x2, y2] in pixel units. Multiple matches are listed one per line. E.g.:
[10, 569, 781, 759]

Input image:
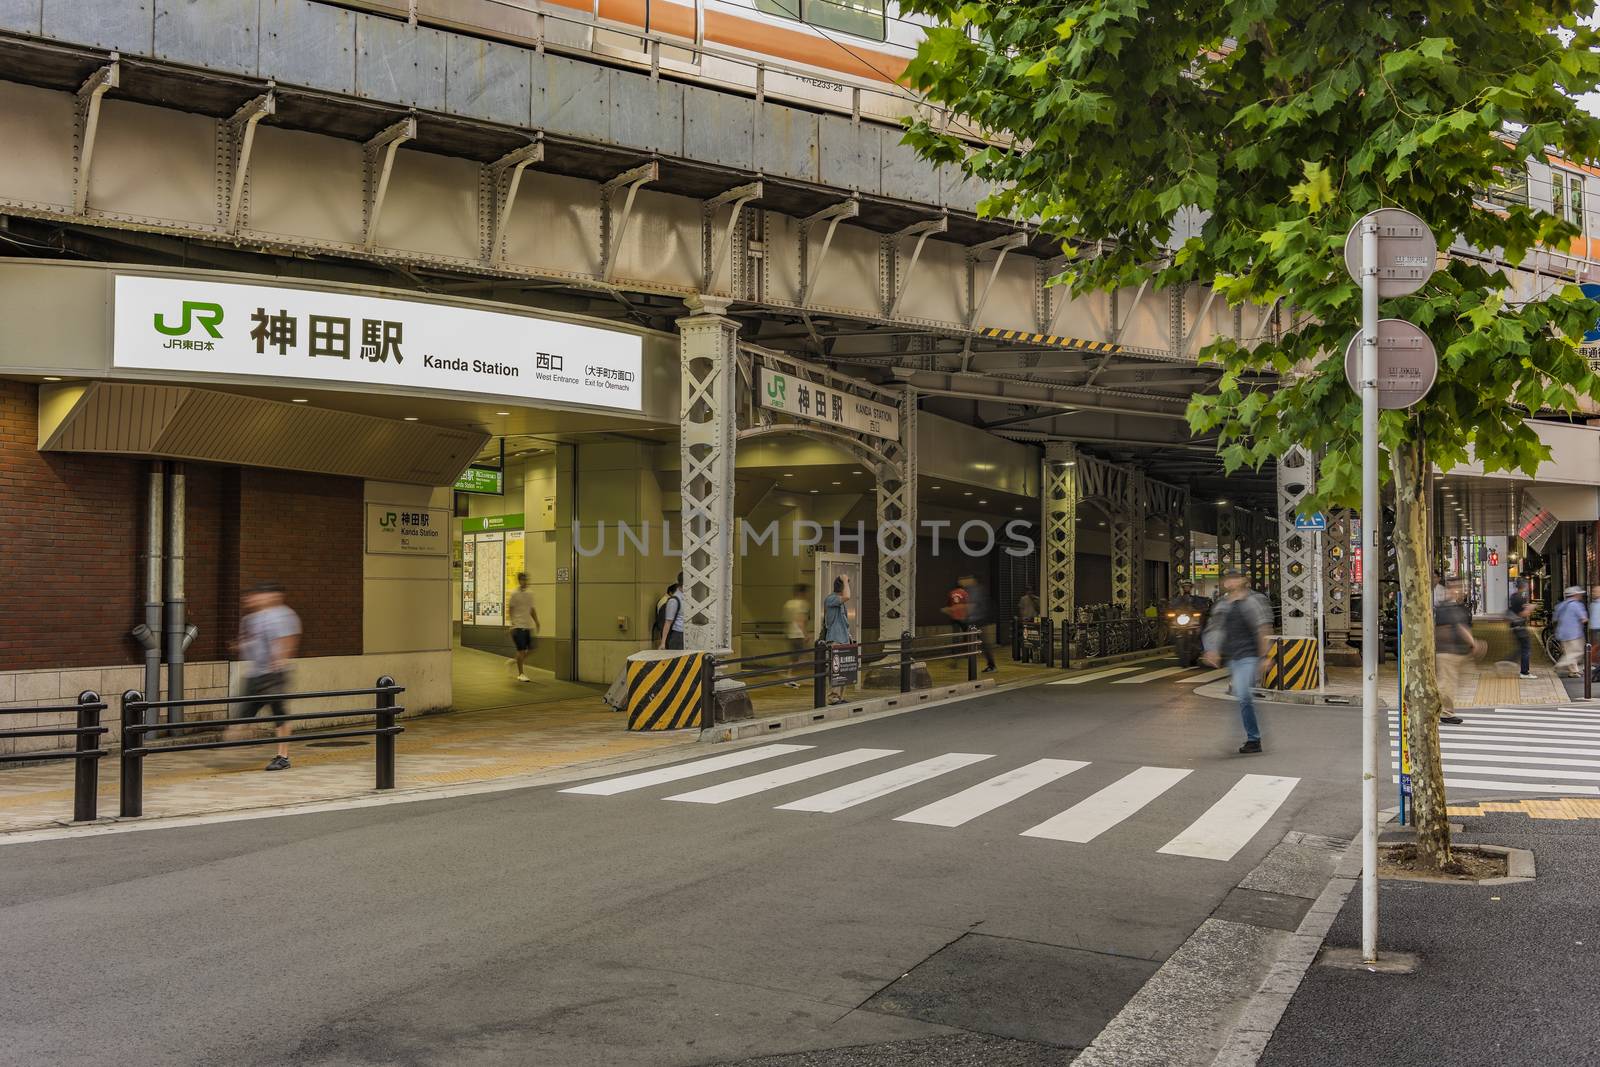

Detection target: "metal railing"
[702, 628, 985, 725]
[0, 691, 108, 822]
[118, 677, 405, 818]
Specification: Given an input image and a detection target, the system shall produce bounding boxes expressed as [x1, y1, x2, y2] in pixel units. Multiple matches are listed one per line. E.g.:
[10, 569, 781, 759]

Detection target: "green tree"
[900, 1, 1600, 868]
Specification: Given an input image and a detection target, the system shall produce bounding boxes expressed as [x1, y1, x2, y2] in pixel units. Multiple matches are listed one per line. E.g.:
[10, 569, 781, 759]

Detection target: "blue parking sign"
[1582, 283, 1600, 344]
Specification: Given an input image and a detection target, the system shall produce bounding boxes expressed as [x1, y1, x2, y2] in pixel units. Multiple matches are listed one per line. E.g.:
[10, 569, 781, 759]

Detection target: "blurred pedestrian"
[229, 582, 301, 772]
[1589, 585, 1600, 681]
[1203, 569, 1272, 754]
[506, 572, 539, 682]
[783, 583, 810, 687]
[1434, 579, 1482, 725]
[1507, 579, 1534, 679]
[1553, 585, 1587, 678]
[822, 574, 854, 705]
[959, 574, 997, 673]
[1017, 589, 1040, 622]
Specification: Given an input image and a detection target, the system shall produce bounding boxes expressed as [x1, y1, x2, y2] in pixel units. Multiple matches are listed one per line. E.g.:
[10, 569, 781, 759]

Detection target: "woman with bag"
[821, 575, 854, 705]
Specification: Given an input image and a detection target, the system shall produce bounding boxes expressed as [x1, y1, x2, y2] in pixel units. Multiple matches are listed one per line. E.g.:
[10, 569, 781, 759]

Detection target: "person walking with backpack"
[1434, 578, 1482, 724]
[1202, 569, 1273, 754]
[1553, 585, 1588, 678]
[1507, 579, 1534, 679]
[822, 575, 854, 705]
[654, 582, 685, 650]
[959, 574, 997, 673]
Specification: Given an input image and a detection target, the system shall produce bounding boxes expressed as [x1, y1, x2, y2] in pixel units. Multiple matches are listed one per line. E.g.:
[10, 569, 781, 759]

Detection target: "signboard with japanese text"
[112, 275, 643, 411]
[365, 504, 449, 556]
[462, 513, 524, 533]
[454, 466, 504, 495]
[756, 367, 899, 441]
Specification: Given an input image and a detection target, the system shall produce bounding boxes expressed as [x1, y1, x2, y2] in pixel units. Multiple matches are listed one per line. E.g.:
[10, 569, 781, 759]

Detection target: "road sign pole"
[1360, 217, 1381, 964]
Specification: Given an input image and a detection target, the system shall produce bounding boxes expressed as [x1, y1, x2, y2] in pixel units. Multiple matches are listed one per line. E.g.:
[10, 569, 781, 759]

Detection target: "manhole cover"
[306, 740, 369, 748]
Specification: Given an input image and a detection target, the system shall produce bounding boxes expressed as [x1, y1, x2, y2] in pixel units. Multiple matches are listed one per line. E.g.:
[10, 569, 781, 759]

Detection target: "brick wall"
[0, 382, 362, 671]
[235, 468, 364, 659]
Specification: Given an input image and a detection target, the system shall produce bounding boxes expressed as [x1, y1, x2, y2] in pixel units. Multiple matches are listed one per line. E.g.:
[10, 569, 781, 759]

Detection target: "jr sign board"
[756, 367, 899, 441]
[365, 504, 450, 556]
[113, 275, 644, 411]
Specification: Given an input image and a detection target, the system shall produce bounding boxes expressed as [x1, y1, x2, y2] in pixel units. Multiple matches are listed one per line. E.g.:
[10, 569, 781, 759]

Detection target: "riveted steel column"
[1278, 446, 1317, 638]
[677, 296, 739, 651]
[1041, 442, 1077, 630]
[876, 387, 918, 638]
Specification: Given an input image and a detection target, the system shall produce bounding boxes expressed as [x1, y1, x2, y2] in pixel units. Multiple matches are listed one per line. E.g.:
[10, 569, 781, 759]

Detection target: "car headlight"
[1176, 614, 1192, 625]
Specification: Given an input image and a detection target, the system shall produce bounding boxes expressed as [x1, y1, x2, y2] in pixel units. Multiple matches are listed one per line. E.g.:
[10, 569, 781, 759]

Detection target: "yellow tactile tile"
[1448, 798, 1600, 821]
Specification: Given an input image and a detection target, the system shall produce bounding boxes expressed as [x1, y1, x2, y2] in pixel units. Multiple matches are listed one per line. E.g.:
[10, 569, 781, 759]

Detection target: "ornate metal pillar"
[1110, 470, 1145, 614]
[1324, 508, 1352, 648]
[1040, 442, 1077, 627]
[677, 296, 739, 650]
[1217, 500, 1239, 573]
[1277, 447, 1317, 638]
[1167, 491, 1192, 595]
[876, 387, 918, 637]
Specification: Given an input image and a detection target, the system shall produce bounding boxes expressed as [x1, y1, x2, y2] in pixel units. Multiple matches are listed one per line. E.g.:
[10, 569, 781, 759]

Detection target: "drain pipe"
[163, 462, 188, 719]
[135, 461, 165, 725]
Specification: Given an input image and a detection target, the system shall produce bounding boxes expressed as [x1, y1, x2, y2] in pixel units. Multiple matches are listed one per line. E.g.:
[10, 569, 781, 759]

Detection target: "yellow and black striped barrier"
[625, 651, 708, 731]
[978, 327, 1122, 354]
[1261, 636, 1320, 691]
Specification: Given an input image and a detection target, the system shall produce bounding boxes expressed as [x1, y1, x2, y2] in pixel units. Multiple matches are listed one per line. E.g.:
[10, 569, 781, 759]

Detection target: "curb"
[1208, 833, 1364, 1066]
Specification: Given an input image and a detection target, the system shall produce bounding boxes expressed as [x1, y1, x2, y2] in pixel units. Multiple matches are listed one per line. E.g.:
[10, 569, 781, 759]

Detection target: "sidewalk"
[0, 651, 1056, 833]
[1259, 804, 1600, 1066]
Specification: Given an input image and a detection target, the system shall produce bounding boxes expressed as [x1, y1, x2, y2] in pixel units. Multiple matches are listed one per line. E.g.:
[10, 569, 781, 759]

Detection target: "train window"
[755, 0, 888, 43]
[1553, 172, 1567, 222]
[1570, 175, 1584, 231]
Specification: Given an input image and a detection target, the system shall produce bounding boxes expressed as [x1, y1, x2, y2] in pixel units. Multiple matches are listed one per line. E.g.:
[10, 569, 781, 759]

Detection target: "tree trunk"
[1390, 435, 1452, 869]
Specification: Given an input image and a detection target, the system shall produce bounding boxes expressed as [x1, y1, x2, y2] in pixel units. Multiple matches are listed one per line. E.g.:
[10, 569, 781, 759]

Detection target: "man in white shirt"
[782, 584, 810, 686]
[231, 582, 302, 772]
[506, 572, 539, 682]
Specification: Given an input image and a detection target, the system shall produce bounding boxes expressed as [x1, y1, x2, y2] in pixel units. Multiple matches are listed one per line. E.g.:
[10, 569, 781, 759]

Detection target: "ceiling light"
[831, 481, 841, 486]
[495, 411, 511, 416]
[931, 485, 943, 490]
[978, 499, 988, 505]
[1015, 506, 1024, 512]
[1098, 521, 1106, 526]
[291, 398, 308, 403]
[809, 489, 819, 494]
[403, 416, 419, 421]
[783, 473, 794, 478]
[1216, 499, 1229, 505]
[853, 470, 864, 475]
[1063, 460, 1076, 467]
[42, 376, 62, 382]
[963, 491, 973, 497]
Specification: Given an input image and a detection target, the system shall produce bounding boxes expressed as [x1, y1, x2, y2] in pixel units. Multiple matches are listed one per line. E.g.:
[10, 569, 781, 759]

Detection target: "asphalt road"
[0, 662, 1364, 1067]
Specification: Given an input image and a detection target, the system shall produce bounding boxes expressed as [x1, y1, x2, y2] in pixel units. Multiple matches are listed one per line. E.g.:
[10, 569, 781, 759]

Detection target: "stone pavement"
[0, 648, 1055, 833]
[1259, 805, 1600, 1067]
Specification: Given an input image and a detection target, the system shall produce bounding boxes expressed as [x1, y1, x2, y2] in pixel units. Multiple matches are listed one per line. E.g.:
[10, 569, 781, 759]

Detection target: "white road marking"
[1441, 778, 1600, 795]
[665, 748, 900, 804]
[1021, 766, 1193, 843]
[1392, 761, 1600, 782]
[1406, 725, 1600, 743]
[894, 758, 1089, 827]
[1157, 774, 1300, 862]
[1112, 667, 1189, 685]
[1049, 667, 1141, 685]
[1391, 751, 1600, 770]
[776, 753, 994, 813]
[1392, 741, 1600, 758]
[1180, 668, 1230, 685]
[1484, 710, 1600, 724]
[559, 744, 814, 796]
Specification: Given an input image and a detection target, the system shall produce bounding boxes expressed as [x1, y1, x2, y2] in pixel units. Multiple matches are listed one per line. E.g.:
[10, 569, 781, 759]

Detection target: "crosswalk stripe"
[1180, 668, 1230, 685]
[1393, 761, 1600, 782]
[775, 753, 994, 813]
[665, 748, 900, 804]
[1021, 767, 1192, 843]
[1158, 774, 1300, 862]
[1391, 714, 1600, 731]
[1112, 667, 1189, 685]
[1483, 710, 1600, 724]
[1392, 751, 1600, 770]
[1441, 778, 1600, 795]
[1557, 706, 1600, 714]
[1049, 667, 1142, 685]
[894, 758, 1088, 827]
[1392, 721, 1600, 740]
[1392, 741, 1600, 758]
[559, 744, 813, 796]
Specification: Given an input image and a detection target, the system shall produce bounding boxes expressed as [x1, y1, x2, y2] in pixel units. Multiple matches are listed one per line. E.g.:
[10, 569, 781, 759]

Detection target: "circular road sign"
[1343, 208, 1438, 298]
[1343, 319, 1438, 409]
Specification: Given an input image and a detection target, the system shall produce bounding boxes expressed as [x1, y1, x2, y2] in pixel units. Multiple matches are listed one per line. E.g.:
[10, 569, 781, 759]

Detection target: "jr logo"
[380, 512, 397, 529]
[765, 373, 786, 405]
[153, 300, 225, 339]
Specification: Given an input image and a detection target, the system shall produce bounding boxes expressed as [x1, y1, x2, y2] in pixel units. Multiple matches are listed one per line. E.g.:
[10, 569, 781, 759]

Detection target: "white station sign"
[112, 275, 643, 411]
[756, 367, 899, 441]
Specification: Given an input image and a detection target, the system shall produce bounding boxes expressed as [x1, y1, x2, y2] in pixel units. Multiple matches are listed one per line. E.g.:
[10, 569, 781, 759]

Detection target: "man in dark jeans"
[1202, 569, 1272, 754]
[958, 574, 997, 673]
[1507, 579, 1534, 680]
